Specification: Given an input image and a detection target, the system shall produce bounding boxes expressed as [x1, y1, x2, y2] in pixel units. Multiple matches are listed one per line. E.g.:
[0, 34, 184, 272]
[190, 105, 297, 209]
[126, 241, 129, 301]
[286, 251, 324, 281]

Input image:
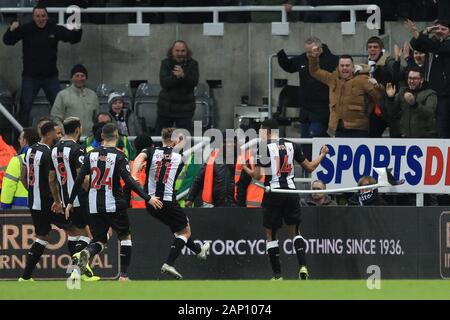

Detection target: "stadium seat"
[134, 83, 160, 135]
[0, 86, 14, 129]
[96, 83, 133, 113]
[194, 83, 214, 129]
[29, 89, 51, 128]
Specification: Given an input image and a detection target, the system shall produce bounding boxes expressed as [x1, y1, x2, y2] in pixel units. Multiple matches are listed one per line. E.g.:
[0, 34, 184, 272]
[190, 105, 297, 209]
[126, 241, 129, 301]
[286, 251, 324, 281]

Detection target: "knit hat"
[71, 64, 88, 78]
[108, 92, 124, 106]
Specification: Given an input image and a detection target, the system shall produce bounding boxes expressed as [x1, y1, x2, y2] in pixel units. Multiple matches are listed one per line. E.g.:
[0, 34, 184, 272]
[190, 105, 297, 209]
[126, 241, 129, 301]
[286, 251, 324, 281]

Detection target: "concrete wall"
[0, 21, 417, 131]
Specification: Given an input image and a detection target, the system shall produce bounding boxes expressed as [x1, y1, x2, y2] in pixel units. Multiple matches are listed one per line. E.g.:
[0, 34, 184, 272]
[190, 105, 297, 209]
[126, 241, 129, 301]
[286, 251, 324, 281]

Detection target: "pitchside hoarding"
[1, 207, 447, 280]
[0, 213, 119, 280]
[312, 138, 450, 194]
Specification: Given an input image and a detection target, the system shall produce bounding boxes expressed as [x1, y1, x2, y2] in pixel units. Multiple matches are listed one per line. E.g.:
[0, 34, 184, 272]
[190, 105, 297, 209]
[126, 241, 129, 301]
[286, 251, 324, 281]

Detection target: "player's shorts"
[146, 201, 188, 233]
[70, 205, 89, 229]
[89, 210, 131, 243]
[31, 209, 73, 236]
[262, 193, 302, 229]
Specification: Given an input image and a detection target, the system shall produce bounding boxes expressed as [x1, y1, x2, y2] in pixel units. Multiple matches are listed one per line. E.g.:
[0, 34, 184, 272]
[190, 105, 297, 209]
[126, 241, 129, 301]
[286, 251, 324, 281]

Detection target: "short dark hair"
[32, 5, 48, 15]
[366, 36, 384, 49]
[358, 176, 376, 186]
[261, 118, 279, 131]
[63, 117, 82, 135]
[22, 127, 40, 146]
[101, 123, 118, 140]
[40, 121, 57, 137]
[340, 55, 354, 63]
[407, 66, 424, 78]
[95, 112, 112, 124]
[134, 135, 154, 154]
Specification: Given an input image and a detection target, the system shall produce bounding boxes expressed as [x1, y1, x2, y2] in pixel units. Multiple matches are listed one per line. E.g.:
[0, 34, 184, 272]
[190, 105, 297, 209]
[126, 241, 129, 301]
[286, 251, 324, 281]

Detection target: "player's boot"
[161, 263, 183, 280]
[270, 276, 283, 281]
[72, 249, 90, 275]
[82, 264, 100, 281]
[197, 242, 210, 260]
[118, 273, 131, 281]
[18, 277, 35, 282]
[299, 266, 309, 280]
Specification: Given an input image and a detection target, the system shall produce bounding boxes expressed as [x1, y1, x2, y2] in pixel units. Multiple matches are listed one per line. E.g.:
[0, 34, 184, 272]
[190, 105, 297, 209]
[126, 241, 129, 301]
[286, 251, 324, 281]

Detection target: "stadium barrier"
[1, 206, 449, 280]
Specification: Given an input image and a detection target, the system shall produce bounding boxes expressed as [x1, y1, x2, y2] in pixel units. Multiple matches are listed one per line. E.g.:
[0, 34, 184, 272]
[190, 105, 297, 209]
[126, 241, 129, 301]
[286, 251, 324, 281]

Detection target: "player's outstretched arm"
[131, 152, 147, 181]
[301, 145, 329, 173]
[242, 164, 262, 181]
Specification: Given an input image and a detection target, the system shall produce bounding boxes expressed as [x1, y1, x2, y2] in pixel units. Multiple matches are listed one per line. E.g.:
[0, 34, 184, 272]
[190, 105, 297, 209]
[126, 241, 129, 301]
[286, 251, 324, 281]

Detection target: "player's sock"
[120, 240, 132, 276]
[67, 236, 78, 256]
[166, 235, 187, 266]
[75, 236, 91, 253]
[293, 235, 307, 267]
[185, 238, 201, 255]
[22, 239, 48, 279]
[86, 241, 104, 257]
[267, 240, 281, 277]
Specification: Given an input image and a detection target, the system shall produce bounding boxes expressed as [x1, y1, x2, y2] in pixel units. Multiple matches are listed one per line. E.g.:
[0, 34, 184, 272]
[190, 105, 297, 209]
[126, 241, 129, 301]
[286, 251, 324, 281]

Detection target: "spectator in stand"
[360, 37, 396, 138]
[51, 64, 99, 136]
[300, 179, 337, 207]
[386, 67, 437, 139]
[0, 128, 40, 209]
[2, 5, 82, 126]
[406, 19, 450, 138]
[108, 92, 145, 137]
[185, 134, 237, 208]
[84, 112, 136, 159]
[308, 47, 385, 138]
[347, 176, 387, 206]
[277, 37, 338, 159]
[156, 40, 199, 133]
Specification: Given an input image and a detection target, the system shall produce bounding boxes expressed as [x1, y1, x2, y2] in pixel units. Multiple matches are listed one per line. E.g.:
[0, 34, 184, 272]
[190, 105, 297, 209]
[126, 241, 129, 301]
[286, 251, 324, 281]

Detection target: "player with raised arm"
[243, 119, 329, 280]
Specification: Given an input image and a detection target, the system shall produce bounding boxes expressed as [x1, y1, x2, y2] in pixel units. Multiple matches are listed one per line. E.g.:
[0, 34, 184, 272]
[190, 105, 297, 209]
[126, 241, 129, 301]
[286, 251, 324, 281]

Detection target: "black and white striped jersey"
[69, 146, 150, 214]
[256, 139, 306, 190]
[143, 147, 184, 202]
[51, 139, 85, 208]
[25, 142, 54, 211]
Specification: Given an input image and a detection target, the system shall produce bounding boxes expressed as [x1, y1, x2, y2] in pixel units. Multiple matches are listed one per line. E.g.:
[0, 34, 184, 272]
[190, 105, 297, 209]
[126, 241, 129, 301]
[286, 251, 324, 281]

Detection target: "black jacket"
[277, 44, 339, 125]
[347, 192, 387, 206]
[3, 21, 82, 79]
[186, 161, 235, 207]
[157, 57, 199, 118]
[410, 33, 450, 97]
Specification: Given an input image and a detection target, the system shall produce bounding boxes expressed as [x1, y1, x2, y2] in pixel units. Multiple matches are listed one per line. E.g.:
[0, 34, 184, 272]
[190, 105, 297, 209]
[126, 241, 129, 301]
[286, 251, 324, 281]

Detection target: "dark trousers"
[436, 96, 450, 139]
[155, 115, 193, 134]
[19, 76, 61, 126]
[300, 121, 328, 161]
[335, 129, 369, 138]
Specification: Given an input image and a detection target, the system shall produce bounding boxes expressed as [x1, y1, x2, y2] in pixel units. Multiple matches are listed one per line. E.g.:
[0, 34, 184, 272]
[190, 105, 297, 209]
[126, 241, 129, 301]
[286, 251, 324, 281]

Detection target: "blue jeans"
[436, 96, 450, 139]
[19, 76, 61, 126]
[300, 121, 328, 161]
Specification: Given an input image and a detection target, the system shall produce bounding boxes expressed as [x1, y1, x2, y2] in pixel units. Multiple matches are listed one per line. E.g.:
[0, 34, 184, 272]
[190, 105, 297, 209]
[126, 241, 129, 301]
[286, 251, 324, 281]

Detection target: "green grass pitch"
[1, 280, 450, 300]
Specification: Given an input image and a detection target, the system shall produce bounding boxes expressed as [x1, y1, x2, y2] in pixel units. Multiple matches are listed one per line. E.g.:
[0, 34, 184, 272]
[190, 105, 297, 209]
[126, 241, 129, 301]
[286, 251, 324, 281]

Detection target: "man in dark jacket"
[156, 40, 199, 134]
[277, 37, 338, 159]
[185, 135, 236, 208]
[3, 5, 82, 127]
[407, 19, 450, 138]
[300, 180, 337, 207]
[386, 67, 437, 138]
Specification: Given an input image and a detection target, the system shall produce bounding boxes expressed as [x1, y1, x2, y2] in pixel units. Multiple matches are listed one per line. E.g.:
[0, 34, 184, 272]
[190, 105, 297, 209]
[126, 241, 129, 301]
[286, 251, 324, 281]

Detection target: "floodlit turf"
[1, 280, 450, 300]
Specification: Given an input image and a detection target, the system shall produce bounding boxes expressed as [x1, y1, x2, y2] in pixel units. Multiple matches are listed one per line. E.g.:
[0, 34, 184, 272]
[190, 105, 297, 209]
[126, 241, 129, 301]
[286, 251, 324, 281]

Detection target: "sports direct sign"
[312, 138, 450, 194]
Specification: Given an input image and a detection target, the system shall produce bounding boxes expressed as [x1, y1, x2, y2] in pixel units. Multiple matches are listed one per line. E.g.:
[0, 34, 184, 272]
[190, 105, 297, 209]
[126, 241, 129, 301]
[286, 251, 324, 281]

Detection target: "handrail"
[0, 102, 22, 132]
[0, 5, 378, 25]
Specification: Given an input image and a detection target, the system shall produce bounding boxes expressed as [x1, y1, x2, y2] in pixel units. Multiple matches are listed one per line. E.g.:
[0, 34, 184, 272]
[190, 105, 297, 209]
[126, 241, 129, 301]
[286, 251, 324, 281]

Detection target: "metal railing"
[0, 5, 377, 27]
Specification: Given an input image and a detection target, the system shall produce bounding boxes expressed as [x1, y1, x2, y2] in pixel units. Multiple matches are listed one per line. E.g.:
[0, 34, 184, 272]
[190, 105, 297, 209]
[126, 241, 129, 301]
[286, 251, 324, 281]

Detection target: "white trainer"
[161, 263, 183, 280]
[197, 242, 210, 260]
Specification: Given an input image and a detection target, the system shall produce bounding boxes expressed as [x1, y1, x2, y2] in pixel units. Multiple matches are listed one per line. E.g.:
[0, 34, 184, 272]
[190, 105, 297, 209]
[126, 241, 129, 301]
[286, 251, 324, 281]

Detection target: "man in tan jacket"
[309, 46, 385, 137]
